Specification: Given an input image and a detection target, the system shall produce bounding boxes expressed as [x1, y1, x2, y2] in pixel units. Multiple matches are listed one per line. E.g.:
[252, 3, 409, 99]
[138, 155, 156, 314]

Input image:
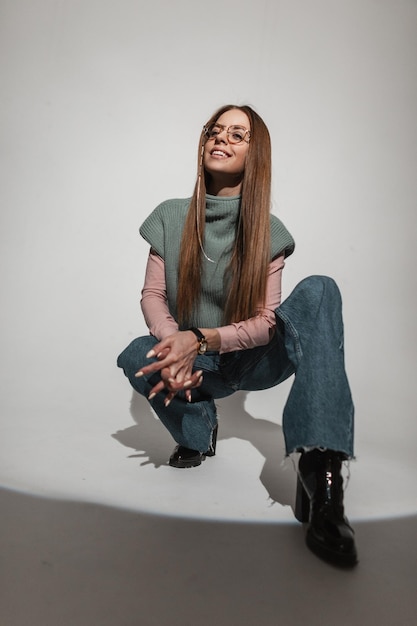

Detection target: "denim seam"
[276, 311, 303, 362]
[199, 400, 217, 432]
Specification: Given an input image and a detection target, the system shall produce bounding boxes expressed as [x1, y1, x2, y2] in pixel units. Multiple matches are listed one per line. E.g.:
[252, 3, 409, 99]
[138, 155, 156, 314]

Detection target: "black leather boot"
[169, 425, 218, 468]
[295, 449, 358, 567]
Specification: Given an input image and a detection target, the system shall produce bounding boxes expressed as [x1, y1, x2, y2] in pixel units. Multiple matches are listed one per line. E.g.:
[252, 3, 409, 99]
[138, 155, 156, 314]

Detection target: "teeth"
[212, 150, 228, 157]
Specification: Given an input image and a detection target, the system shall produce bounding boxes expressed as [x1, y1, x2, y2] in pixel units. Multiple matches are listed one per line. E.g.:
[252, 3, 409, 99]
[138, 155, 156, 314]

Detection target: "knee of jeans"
[117, 336, 156, 376]
[298, 275, 341, 304]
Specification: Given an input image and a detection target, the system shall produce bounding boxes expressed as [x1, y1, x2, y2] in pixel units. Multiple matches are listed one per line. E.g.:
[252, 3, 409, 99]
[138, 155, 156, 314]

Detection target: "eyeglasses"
[203, 123, 251, 144]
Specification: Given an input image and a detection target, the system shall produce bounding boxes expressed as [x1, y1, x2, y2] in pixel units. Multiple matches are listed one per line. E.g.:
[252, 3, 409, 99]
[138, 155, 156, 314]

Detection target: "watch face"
[199, 340, 208, 354]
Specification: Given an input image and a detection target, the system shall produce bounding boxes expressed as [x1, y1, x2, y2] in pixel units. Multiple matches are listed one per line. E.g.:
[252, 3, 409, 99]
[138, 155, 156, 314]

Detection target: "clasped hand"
[135, 331, 203, 406]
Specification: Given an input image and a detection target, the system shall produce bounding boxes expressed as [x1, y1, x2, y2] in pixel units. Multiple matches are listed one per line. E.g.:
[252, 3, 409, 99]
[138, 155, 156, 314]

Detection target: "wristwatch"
[189, 327, 208, 355]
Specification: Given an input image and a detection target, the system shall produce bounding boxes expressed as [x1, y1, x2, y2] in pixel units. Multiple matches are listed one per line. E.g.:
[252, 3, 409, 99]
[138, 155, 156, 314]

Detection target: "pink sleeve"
[217, 255, 284, 353]
[140, 250, 179, 339]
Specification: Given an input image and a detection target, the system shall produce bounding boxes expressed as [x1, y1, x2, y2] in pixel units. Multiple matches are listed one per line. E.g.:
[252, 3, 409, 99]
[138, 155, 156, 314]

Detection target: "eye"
[207, 125, 221, 138]
[229, 126, 246, 142]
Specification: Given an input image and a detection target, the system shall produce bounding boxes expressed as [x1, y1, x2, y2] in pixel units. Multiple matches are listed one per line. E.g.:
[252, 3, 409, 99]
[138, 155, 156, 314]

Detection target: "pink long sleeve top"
[140, 250, 285, 354]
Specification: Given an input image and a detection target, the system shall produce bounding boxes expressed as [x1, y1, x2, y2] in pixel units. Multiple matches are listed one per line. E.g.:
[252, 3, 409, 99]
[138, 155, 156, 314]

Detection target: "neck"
[206, 173, 243, 197]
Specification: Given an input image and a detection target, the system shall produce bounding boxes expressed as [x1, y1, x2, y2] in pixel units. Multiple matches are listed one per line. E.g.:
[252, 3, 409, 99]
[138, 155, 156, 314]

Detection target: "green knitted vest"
[140, 194, 295, 328]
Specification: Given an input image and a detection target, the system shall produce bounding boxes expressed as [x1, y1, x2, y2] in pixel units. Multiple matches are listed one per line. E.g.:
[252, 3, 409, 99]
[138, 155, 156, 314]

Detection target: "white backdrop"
[1, 0, 416, 520]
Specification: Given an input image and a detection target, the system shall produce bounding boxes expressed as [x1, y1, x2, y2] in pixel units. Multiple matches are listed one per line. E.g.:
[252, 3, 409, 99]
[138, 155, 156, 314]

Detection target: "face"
[203, 109, 251, 186]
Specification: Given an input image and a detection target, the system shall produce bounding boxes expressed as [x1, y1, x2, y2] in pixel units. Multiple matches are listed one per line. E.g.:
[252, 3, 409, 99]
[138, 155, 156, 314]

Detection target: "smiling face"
[203, 108, 251, 196]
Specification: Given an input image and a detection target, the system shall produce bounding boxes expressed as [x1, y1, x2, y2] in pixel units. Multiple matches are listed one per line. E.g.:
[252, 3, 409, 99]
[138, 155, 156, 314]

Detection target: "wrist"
[188, 327, 208, 355]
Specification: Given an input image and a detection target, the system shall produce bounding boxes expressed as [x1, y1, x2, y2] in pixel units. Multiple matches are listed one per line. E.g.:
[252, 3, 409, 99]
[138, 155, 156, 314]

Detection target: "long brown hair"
[176, 104, 272, 326]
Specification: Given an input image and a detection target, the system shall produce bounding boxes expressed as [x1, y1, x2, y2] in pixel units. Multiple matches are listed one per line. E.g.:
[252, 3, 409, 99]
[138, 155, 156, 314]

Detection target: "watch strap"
[188, 327, 207, 354]
[188, 327, 205, 342]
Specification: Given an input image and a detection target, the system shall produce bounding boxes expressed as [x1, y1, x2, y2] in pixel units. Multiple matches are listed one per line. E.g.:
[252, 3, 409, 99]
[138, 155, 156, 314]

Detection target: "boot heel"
[205, 424, 218, 457]
[295, 475, 310, 523]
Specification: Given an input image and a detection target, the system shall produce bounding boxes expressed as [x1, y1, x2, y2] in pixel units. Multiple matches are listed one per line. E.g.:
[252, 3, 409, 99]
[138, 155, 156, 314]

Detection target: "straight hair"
[176, 104, 272, 326]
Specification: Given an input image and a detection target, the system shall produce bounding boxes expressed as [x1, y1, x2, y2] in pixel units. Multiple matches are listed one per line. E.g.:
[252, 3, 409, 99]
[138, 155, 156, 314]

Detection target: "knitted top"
[140, 194, 295, 329]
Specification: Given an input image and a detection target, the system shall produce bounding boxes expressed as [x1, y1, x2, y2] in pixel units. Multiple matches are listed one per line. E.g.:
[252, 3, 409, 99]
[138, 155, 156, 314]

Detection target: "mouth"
[210, 149, 231, 159]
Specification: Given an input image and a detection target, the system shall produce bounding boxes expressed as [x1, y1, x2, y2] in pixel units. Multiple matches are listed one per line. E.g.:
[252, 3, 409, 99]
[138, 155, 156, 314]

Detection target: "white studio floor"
[1, 384, 417, 626]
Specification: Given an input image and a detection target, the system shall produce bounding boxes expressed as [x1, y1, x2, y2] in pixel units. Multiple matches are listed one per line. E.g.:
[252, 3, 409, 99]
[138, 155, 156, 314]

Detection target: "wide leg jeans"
[117, 276, 354, 457]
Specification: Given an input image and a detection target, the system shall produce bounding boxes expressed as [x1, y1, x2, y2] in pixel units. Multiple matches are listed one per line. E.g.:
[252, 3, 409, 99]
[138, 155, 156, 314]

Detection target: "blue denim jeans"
[117, 276, 354, 457]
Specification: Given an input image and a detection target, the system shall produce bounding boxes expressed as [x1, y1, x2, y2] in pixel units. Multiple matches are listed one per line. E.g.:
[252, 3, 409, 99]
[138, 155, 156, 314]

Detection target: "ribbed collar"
[205, 194, 241, 225]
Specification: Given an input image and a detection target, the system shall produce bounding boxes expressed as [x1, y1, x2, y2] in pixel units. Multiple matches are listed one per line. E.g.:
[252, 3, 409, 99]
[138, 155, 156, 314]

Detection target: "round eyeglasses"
[203, 123, 251, 145]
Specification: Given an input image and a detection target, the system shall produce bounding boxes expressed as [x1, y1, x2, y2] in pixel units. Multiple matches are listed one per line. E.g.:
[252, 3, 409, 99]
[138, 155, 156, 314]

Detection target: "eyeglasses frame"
[203, 123, 251, 145]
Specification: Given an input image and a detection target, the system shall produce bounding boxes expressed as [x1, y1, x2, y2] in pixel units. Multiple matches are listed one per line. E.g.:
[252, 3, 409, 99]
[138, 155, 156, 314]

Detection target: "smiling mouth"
[211, 150, 230, 158]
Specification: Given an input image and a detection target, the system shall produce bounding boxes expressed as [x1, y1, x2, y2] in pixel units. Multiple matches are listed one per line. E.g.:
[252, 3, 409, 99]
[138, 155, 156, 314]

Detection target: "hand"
[163, 366, 204, 405]
[134, 331, 203, 404]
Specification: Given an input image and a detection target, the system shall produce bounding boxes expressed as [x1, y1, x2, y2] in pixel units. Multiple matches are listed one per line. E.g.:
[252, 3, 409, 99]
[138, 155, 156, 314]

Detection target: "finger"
[170, 369, 203, 385]
[152, 347, 170, 360]
[145, 341, 170, 359]
[135, 355, 175, 378]
[134, 345, 174, 378]
[166, 371, 202, 391]
[147, 380, 166, 400]
[185, 374, 203, 402]
[164, 390, 177, 407]
[165, 378, 189, 392]
[188, 370, 203, 388]
[188, 371, 203, 387]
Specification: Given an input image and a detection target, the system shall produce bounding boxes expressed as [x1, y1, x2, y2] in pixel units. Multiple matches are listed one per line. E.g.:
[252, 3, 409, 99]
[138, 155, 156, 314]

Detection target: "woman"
[117, 104, 357, 567]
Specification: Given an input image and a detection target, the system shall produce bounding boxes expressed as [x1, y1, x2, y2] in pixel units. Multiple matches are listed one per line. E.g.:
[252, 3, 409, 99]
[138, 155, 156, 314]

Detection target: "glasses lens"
[205, 124, 221, 139]
[227, 126, 247, 144]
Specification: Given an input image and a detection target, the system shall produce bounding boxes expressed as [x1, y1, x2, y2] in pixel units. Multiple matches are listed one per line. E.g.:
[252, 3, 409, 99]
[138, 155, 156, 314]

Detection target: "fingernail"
[168, 378, 175, 384]
[146, 350, 155, 358]
[135, 371, 144, 378]
[195, 370, 203, 377]
[148, 392, 156, 400]
[183, 380, 192, 388]
[164, 398, 171, 407]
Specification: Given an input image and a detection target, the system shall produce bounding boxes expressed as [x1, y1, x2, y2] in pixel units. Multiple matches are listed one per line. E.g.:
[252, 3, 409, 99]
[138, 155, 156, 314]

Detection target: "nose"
[214, 129, 228, 144]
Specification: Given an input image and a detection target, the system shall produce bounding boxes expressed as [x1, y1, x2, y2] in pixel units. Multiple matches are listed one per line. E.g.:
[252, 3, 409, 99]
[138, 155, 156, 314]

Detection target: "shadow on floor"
[112, 390, 297, 508]
[1, 488, 416, 626]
